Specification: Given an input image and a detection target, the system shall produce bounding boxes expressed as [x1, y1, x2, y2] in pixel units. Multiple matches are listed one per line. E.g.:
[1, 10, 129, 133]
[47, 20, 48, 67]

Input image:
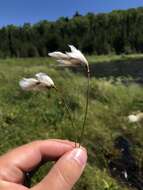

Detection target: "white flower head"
[48, 45, 89, 69]
[48, 52, 69, 60]
[19, 78, 39, 91]
[128, 112, 143, 123]
[19, 73, 55, 91]
[67, 45, 88, 67]
[35, 72, 55, 88]
[128, 114, 138, 123]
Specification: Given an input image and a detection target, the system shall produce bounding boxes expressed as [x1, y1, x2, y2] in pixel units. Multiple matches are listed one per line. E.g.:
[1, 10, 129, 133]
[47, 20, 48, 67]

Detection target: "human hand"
[0, 140, 87, 190]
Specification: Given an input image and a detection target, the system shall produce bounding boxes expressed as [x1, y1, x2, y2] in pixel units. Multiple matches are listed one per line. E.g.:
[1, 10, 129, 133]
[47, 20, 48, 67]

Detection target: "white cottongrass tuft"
[128, 115, 138, 123]
[35, 73, 55, 87]
[19, 78, 39, 91]
[49, 45, 90, 146]
[48, 45, 89, 69]
[19, 73, 55, 91]
[48, 52, 69, 60]
[128, 113, 143, 123]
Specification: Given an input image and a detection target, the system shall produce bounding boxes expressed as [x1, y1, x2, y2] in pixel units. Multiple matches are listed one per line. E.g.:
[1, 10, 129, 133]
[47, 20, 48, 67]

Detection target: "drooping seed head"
[19, 73, 55, 91]
[48, 52, 69, 60]
[128, 114, 138, 123]
[35, 72, 55, 88]
[67, 45, 89, 67]
[128, 112, 143, 123]
[48, 45, 89, 69]
[19, 78, 39, 91]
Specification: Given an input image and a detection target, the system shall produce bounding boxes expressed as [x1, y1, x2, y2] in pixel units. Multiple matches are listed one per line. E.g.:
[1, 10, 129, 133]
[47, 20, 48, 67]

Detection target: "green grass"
[1, 52, 143, 65]
[87, 53, 143, 64]
[0, 57, 143, 190]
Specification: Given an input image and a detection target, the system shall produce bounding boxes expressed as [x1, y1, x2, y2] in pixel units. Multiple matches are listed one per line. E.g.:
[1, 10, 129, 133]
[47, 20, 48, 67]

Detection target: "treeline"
[1, 7, 143, 58]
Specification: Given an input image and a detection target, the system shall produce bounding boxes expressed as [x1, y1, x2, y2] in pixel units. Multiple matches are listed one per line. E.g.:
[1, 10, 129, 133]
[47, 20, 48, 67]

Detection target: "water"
[107, 136, 143, 190]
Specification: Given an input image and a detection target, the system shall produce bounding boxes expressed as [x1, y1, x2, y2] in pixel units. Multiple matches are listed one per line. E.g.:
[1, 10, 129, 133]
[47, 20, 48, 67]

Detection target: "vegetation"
[88, 53, 143, 64]
[0, 57, 143, 189]
[1, 7, 143, 57]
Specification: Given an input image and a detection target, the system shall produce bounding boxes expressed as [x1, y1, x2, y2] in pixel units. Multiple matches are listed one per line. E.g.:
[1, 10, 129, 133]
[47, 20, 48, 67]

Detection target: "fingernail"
[68, 148, 87, 166]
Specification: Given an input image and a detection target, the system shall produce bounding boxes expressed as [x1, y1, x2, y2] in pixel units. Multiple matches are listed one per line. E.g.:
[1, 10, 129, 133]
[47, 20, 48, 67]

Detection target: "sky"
[0, 0, 143, 27]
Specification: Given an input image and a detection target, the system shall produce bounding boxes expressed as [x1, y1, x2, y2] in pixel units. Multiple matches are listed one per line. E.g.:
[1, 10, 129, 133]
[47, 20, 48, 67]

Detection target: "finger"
[0, 180, 28, 190]
[0, 140, 75, 183]
[0, 140, 75, 170]
[32, 148, 87, 190]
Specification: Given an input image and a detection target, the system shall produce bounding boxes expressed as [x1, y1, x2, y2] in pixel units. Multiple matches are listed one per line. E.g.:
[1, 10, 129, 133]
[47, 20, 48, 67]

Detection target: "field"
[0, 56, 143, 190]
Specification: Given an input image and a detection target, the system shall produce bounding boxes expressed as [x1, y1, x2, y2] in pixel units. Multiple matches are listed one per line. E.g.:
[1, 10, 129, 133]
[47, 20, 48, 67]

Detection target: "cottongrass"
[19, 73, 55, 91]
[19, 71, 76, 145]
[49, 45, 90, 146]
[48, 45, 89, 70]
[20, 45, 90, 146]
[128, 112, 143, 123]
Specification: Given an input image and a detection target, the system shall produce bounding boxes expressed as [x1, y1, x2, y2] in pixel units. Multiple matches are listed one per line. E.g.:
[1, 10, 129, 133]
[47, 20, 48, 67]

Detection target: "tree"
[0, 8, 143, 57]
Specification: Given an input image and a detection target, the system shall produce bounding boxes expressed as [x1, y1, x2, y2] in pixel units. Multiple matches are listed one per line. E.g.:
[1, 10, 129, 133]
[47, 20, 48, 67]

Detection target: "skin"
[0, 139, 87, 190]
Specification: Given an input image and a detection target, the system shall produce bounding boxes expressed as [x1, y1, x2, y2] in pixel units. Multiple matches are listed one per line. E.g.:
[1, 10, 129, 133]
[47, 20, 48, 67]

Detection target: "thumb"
[32, 148, 87, 190]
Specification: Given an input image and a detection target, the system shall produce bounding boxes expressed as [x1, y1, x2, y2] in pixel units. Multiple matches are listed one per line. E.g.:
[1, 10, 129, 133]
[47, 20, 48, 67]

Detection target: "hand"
[0, 140, 87, 190]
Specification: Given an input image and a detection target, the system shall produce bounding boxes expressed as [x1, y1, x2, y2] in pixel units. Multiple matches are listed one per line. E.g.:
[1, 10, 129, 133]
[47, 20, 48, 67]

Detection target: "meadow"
[0, 56, 143, 190]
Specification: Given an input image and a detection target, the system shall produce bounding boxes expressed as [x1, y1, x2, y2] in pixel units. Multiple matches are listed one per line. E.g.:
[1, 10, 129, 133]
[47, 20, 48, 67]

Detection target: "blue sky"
[0, 0, 143, 27]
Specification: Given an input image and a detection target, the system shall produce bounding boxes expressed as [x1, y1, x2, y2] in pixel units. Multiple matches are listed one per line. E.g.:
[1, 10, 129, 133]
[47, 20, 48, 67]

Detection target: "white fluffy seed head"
[67, 45, 89, 67]
[19, 73, 55, 91]
[19, 78, 39, 91]
[57, 59, 73, 66]
[35, 73, 55, 87]
[48, 45, 89, 68]
[48, 52, 69, 59]
[128, 115, 138, 123]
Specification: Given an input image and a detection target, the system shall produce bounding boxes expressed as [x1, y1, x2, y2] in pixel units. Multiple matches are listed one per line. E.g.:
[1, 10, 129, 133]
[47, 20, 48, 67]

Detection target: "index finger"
[0, 139, 75, 172]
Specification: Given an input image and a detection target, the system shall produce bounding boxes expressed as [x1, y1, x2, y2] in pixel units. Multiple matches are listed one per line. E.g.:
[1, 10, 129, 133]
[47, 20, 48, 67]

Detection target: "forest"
[1, 7, 143, 58]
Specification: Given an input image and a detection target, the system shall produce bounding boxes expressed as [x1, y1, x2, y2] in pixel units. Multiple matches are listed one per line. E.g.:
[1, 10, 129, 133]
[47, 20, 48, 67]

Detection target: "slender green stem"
[79, 66, 90, 146]
[54, 86, 77, 147]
